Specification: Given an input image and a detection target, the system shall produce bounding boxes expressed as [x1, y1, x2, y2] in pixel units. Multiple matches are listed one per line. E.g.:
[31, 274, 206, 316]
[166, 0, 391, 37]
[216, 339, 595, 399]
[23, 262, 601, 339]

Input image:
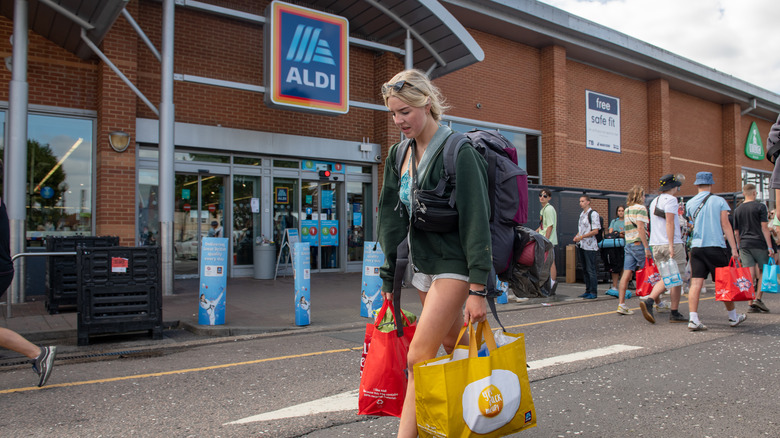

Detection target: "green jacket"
[377, 130, 492, 293]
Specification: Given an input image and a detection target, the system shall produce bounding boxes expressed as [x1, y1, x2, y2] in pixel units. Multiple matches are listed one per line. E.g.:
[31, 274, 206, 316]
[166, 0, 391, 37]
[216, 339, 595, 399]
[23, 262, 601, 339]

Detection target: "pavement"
[0, 272, 653, 358]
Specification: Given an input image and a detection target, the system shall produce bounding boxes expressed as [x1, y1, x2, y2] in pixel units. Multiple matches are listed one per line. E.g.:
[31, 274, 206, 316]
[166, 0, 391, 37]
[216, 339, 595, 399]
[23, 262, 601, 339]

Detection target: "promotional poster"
[198, 237, 228, 325]
[360, 242, 384, 318]
[293, 242, 311, 326]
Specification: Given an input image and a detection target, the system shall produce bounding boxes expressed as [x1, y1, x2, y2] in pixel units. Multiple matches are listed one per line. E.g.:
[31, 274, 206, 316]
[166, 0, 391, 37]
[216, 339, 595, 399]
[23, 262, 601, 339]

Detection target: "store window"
[0, 111, 4, 195]
[175, 152, 229, 163]
[26, 114, 94, 238]
[448, 122, 540, 182]
[347, 181, 373, 262]
[742, 169, 773, 207]
[273, 177, 299, 261]
[137, 169, 159, 246]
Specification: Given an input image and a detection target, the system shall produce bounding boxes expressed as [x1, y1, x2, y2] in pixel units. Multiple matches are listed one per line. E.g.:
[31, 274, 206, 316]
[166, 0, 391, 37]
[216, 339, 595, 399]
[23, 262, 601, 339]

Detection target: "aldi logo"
[266, 1, 349, 115]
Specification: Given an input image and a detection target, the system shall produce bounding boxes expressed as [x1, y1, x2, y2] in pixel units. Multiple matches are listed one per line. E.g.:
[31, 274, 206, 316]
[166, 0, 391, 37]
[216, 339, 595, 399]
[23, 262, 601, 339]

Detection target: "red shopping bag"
[715, 258, 755, 302]
[358, 300, 415, 417]
[635, 257, 661, 297]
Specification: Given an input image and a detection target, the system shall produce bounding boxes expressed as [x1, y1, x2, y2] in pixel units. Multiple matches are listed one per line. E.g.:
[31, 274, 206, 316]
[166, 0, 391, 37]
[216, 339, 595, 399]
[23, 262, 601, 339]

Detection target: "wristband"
[468, 289, 487, 297]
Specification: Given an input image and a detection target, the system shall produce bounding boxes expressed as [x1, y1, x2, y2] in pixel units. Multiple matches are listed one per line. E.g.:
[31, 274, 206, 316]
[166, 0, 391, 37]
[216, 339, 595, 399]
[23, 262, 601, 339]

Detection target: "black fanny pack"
[411, 187, 458, 232]
[409, 145, 459, 233]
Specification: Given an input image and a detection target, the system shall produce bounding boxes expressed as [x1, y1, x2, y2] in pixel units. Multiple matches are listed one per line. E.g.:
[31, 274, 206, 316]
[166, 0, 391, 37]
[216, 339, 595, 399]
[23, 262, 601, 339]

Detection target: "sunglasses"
[539, 194, 549, 199]
[382, 80, 418, 94]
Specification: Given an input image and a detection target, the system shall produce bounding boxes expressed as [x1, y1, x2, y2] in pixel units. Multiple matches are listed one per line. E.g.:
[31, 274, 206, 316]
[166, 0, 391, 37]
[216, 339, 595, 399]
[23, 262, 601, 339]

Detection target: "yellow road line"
[502, 296, 715, 329]
[0, 346, 362, 394]
[1, 295, 716, 394]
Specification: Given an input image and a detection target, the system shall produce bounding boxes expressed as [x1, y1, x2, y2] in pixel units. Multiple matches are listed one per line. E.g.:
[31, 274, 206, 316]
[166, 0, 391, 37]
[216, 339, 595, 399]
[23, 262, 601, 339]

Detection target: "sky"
[539, 0, 780, 94]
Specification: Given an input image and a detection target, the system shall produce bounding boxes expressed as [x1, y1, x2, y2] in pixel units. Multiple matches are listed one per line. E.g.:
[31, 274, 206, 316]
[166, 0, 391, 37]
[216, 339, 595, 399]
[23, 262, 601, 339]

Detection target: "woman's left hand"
[464, 295, 487, 324]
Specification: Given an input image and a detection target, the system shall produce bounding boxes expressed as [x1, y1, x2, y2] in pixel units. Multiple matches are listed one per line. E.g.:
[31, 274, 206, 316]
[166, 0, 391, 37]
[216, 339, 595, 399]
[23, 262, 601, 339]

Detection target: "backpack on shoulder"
[588, 210, 605, 244]
[393, 130, 529, 330]
[394, 129, 529, 280]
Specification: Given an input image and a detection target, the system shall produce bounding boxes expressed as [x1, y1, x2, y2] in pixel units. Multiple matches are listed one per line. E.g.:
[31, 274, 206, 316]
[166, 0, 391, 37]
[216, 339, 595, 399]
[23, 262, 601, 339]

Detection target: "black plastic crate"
[46, 236, 119, 314]
[76, 246, 162, 345]
[78, 246, 160, 287]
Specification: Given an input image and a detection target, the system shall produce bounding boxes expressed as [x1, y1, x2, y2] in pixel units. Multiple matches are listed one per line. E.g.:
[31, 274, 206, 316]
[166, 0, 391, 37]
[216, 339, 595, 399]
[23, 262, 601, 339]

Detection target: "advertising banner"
[360, 242, 385, 318]
[585, 90, 621, 153]
[293, 242, 311, 326]
[198, 237, 228, 325]
[301, 219, 319, 244]
[320, 219, 339, 246]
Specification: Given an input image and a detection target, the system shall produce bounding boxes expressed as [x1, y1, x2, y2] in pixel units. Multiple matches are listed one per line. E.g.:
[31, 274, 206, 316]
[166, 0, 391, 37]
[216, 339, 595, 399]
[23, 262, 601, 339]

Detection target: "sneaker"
[578, 292, 591, 298]
[616, 304, 634, 315]
[550, 279, 559, 295]
[581, 293, 597, 300]
[669, 311, 687, 323]
[605, 287, 619, 297]
[515, 296, 529, 303]
[688, 321, 708, 331]
[655, 300, 671, 313]
[729, 313, 747, 327]
[754, 299, 770, 312]
[639, 298, 655, 324]
[748, 304, 761, 313]
[32, 346, 57, 387]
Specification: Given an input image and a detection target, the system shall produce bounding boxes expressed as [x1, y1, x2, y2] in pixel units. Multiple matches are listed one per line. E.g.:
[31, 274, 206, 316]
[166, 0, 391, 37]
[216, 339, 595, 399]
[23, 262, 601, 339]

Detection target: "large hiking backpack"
[395, 129, 529, 279]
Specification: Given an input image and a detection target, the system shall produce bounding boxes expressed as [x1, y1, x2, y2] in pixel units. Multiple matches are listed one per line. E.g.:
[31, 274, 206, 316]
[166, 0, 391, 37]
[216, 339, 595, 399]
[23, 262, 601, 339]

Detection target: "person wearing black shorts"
[685, 172, 744, 331]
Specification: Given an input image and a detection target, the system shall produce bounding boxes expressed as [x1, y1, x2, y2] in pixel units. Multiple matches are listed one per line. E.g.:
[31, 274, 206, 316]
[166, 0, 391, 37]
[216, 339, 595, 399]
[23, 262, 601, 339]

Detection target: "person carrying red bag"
[685, 172, 745, 331]
[614, 185, 651, 315]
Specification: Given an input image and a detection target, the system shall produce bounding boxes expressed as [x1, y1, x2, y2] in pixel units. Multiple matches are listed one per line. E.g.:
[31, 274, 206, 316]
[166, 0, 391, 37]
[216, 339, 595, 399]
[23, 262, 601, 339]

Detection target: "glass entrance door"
[300, 180, 342, 271]
[174, 173, 225, 277]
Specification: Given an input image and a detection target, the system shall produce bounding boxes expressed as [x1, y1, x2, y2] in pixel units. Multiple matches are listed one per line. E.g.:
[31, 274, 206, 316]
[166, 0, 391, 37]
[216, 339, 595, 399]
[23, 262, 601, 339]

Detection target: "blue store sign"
[266, 1, 349, 115]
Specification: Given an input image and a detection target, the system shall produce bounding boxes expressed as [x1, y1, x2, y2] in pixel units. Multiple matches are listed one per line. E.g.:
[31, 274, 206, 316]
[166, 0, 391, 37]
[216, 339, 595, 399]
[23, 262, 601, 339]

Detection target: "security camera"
[374, 154, 381, 162]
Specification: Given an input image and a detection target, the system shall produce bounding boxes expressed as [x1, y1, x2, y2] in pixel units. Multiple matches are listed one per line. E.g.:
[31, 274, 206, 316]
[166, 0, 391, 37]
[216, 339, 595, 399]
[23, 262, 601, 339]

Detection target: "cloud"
[540, 0, 780, 94]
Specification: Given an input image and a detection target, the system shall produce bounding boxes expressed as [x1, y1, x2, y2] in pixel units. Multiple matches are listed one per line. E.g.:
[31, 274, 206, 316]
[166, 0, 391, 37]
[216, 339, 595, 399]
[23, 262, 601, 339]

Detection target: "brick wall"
[3, 1, 778, 248]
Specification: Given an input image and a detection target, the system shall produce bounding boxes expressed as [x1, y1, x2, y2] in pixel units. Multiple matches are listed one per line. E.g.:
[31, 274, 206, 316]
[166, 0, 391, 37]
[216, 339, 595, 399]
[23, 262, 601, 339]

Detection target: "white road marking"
[225, 344, 643, 425]
[224, 390, 359, 425]
[527, 343, 643, 369]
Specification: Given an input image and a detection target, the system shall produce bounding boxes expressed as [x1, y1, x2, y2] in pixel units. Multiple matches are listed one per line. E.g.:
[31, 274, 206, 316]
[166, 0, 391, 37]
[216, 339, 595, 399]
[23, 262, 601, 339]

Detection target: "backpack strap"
[485, 270, 507, 332]
[441, 133, 470, 208]
[392, 237, 410, 338]
[394, 139, 413, 178]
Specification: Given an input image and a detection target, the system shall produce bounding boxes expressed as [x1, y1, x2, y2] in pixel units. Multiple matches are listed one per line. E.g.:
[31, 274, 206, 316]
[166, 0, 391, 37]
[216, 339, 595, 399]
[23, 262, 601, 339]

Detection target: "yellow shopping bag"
[414, 321, 536, 437]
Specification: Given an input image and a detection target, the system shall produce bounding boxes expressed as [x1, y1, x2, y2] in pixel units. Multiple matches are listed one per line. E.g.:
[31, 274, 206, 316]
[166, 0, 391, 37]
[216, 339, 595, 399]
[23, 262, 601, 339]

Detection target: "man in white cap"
[685, 171, 744, 331]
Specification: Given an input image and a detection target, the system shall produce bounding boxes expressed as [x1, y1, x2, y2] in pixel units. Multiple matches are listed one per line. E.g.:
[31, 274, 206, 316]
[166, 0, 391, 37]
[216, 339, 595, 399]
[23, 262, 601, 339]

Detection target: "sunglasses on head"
[382, 80, 418, 94]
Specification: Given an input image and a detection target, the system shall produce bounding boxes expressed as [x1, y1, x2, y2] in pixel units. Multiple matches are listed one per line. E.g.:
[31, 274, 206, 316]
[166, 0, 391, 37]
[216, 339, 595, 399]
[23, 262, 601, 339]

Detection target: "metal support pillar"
[159, 0, 175, 295]
[7, 0, 29, 305]
[405, 30, 413, 70]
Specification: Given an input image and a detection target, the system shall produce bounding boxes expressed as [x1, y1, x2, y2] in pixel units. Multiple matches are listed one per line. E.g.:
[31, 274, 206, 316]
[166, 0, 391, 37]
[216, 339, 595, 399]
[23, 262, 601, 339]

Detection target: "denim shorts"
[412, 272, 470, 292]
[623, 243, 647, 271]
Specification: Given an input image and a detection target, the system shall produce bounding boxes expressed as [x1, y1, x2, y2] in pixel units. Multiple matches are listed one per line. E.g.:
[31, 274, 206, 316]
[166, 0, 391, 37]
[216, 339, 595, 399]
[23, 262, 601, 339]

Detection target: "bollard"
[293, 242, 311, 326]
[360, 242, 384, 318]
[198, 237, 228, 326]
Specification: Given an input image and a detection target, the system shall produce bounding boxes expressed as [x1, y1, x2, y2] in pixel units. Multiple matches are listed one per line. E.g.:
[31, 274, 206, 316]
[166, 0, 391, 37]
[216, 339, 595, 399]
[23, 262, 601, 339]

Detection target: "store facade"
[2, 0, 779, 293]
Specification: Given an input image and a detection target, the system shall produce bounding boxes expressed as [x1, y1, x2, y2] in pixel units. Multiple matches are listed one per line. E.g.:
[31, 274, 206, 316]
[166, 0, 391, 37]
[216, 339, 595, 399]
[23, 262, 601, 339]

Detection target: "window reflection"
[448, 121, 539, 181]
[26, 114, 93, 239]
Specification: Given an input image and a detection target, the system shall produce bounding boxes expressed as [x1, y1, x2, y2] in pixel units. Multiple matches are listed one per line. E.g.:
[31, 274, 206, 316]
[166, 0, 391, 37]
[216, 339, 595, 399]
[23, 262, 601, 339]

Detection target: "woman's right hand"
[382, 291, 394, 302]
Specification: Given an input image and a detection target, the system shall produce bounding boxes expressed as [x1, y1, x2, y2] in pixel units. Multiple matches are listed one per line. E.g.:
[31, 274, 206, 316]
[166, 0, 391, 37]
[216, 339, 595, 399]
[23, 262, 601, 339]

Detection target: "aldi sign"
[266, 1, 349, 115]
